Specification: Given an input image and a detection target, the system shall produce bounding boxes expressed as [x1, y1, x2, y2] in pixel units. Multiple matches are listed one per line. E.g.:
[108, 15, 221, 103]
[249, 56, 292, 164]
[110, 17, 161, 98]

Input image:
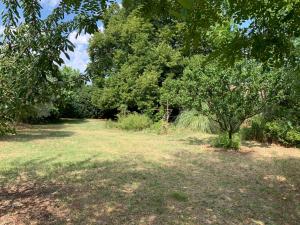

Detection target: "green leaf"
[177, 0, 194, 9]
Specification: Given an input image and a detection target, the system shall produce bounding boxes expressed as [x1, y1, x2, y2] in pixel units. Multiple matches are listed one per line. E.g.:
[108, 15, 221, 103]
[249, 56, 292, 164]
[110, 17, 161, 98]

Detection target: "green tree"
[88, 8, 184, 119]
[181, 56, 281, 140]
[0, 0, 74, 126]
[0, 0, 111, 132]
[57, 66, 100, 118]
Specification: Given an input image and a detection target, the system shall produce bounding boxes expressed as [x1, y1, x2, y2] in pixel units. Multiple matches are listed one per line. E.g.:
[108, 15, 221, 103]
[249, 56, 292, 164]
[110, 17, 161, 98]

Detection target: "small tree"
[181, 56, 281, 145]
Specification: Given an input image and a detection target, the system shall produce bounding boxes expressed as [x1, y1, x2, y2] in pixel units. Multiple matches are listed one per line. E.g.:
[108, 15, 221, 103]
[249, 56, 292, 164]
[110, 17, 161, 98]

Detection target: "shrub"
[175, 110, 218, 133]
[285, 130, 300, 147]
[242, 116, 267, 142]
[149, 120, 169, 134]
[242, 116, 300, 147]
[117, 113, 153, 131]
[264, 120, 300, 146]
[0, 120, 15, 136]
[18, 103, 60, 124]
[60, 86, 101, 119]
[265, 121, 286, 143]
[213, 133, 241, 150]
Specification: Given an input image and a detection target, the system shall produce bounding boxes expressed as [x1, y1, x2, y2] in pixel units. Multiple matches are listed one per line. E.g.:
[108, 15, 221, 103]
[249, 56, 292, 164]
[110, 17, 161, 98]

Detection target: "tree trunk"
[228, 131, 232, 140]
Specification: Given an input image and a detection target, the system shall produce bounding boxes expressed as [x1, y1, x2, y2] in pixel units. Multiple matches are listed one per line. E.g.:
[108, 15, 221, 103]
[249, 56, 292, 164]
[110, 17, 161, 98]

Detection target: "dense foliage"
[181, 56, 282, 140]
[57, 67, 100, 119]
[213, 133, 241, 150]
[0, 60, 16, 134]
[124, 0, 300, 64]
[116, 113, 153, 131]
[88, 8, 184, 119]
[243, 116, 300, 147]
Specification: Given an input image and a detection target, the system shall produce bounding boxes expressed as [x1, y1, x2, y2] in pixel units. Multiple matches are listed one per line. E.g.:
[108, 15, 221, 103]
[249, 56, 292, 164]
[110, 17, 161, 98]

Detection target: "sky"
[41, 0, 103, 73]
[0, 0, 104, 73]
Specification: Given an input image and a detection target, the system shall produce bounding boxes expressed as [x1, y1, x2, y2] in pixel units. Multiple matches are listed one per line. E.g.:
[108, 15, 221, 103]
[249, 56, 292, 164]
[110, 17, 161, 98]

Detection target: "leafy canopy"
[181, 56, 282, 138]
[88, 8, 184, 118]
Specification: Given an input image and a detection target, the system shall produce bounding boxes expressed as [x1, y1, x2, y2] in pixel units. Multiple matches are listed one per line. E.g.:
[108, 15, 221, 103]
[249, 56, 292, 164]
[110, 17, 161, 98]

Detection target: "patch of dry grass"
[0, 119, 299, 224]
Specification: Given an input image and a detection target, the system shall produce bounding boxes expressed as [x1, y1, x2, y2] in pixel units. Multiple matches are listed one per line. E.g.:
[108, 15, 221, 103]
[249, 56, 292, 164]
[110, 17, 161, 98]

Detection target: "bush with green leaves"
[117, 113, 153, 131]
[18, 103, 60, 124]
[57, 67, 101, 119]
[242, 116, 267, 142]
[285, 130, 300, 147]
[213, 133, 241, 150]
[242, 116, 300, 147]
[59, 86, 101, 119]
[149, 120, 170, 135]
[265, 120, 300, 147]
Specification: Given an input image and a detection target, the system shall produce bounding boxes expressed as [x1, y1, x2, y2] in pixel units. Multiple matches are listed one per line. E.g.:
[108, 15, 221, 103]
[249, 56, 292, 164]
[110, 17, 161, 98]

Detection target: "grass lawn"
[0, 119, 299, 225]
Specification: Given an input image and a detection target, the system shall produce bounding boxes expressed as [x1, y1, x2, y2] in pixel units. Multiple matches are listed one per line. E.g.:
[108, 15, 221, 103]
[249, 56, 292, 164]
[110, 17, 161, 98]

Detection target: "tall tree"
[88, 8, 184, 118]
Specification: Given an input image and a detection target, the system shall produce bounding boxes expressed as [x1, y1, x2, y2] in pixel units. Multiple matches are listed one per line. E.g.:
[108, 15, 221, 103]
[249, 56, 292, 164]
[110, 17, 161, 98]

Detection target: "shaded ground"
[0, 119, 299, 225]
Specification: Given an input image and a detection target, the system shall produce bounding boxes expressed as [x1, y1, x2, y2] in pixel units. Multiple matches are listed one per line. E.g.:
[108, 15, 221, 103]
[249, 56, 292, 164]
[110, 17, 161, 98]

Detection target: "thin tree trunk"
[228, 131, 232, 140]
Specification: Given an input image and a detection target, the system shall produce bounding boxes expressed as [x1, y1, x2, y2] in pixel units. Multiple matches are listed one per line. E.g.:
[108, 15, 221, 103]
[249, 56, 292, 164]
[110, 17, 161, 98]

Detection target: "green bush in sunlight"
[213, 133, 241, 150]
[242, 116, 300, 147]
[149, 120, 170, 134]
[117, 113, 153, 131]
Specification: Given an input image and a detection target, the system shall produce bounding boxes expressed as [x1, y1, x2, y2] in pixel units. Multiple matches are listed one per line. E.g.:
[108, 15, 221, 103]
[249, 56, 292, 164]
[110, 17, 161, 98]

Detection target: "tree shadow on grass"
[180, 137, 273, 151]
[23, 119, 89, 131]
[242, 140, 272, 148]
[179, 136, 215, 146]
[52, 118, 89, 125]
[0, 152, 299, 225]
[0, 130, 74, 143]
[0, 157, 180, 224]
